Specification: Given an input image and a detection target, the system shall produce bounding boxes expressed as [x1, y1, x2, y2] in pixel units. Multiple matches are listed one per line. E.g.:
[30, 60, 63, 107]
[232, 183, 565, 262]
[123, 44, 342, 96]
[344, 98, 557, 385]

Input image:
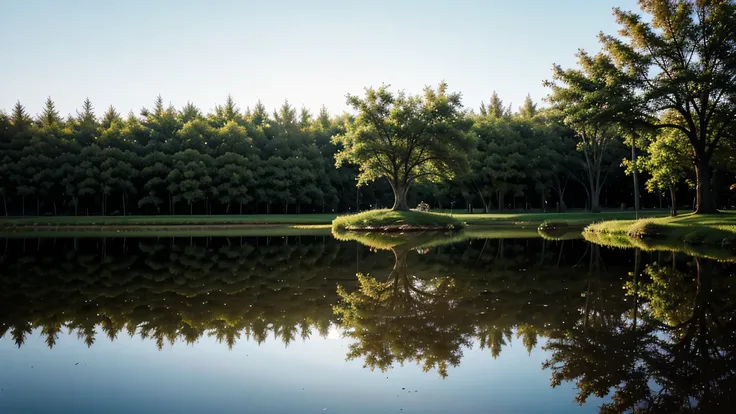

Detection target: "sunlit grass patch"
[331, 209, 465, 232]
[584, 211, 736, 250]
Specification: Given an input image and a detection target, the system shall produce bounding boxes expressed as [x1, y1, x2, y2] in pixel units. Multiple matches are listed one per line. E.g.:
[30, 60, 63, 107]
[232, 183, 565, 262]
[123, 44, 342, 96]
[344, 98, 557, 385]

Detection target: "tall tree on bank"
[641, 114, 694, 216]
[599, 0, 736, 213]
[333, 82, 473, 211]
[545, 52, 624, 212]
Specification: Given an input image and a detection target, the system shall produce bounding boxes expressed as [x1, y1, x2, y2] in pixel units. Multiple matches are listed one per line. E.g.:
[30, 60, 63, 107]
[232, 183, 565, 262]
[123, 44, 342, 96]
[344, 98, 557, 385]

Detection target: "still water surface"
[1, 235, 734, 413]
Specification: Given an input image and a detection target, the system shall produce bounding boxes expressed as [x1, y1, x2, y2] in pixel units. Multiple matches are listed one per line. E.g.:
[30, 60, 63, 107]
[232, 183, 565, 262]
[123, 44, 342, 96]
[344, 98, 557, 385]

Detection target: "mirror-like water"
[1, 235, 735, 413]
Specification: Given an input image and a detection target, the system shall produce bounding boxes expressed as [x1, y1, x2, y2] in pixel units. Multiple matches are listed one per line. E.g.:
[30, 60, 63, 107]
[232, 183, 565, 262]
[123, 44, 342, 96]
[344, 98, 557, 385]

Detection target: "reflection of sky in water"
[0, 327, 605, 413]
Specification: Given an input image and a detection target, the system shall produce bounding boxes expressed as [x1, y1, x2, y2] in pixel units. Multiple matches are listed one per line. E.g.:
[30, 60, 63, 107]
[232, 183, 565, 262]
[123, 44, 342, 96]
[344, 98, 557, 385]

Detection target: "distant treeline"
[0, 94, 731, 216]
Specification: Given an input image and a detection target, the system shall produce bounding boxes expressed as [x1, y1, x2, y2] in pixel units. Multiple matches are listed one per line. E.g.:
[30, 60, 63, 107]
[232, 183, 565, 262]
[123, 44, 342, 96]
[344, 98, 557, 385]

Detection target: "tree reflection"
[0, 237, 355, 350]
[334, 232, 598, 377]
[543, 252, 736, 412]
[3, 235, 736, 412]
[335, 242, 471, 378]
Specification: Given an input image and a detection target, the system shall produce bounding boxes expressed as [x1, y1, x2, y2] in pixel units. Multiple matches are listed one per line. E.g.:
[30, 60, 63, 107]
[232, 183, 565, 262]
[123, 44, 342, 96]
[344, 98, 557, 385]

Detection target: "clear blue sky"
[0, 0, 638, 118]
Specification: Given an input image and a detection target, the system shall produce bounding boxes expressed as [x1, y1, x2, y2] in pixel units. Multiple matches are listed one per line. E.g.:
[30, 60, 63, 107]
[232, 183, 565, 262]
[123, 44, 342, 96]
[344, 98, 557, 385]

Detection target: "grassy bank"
[584, 212, 736, 247]
[0, 209, 670, 237]
[332, 210, 464, 231]
[458, 210, 666, 227]
[584, 231, 736, 262]
[0, 224, 332, 238]
[332, 229, 468, 250]
[0, 214, 337, 226]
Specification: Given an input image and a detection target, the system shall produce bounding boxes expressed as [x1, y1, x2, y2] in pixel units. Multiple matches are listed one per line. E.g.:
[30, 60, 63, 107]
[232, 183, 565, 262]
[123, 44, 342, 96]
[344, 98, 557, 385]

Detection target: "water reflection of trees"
[543, 254, 736, 412]
[2, 236, 736, 411]
[0, 237, 367, 349]
[0, 236, 596, 353]
[335, 243, 471, 378]
[335, 239, 617, 377]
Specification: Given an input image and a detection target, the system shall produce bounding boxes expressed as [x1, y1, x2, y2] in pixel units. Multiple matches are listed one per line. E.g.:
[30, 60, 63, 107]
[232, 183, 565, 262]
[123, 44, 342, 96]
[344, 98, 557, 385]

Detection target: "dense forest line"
[2, 1, 735, 216]
[1, 93, 731, 217]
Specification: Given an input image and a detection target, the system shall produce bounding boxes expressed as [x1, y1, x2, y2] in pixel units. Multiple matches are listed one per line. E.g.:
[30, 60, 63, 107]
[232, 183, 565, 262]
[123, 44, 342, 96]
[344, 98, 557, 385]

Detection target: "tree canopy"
[333, 82, 473, 211]
[596, 0, 736, 213]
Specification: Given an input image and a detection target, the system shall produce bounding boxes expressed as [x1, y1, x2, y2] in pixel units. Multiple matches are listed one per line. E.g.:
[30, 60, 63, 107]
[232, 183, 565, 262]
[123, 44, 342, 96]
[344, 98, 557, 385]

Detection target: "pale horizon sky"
[0, 0, 639, 119]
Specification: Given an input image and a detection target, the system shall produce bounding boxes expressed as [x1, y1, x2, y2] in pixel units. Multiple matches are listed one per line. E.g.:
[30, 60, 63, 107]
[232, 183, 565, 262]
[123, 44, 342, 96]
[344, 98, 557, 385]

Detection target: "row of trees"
[2, 1, 734, 216]
[333, 0, 736, 214]
[543, 0, 736, 214]
[1, 90, 701, 216]
[0, 96, 362, 216]
[0, 91, 606, 216]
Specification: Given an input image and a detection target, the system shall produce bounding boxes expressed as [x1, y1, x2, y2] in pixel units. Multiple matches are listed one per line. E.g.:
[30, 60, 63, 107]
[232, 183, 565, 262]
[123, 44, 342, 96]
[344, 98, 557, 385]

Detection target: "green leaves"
[640, 121, 693, 195]
[597, 0, 736, 212]
[333, 82, 473, 210]
[545, 51, 627, 210]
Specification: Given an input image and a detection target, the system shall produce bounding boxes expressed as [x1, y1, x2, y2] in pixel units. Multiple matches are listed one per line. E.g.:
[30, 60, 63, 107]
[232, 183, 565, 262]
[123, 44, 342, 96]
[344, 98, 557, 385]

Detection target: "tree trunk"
[2, 195, 7, 216]
[284, 203, 288, 214]
[74, 197, 78, 216]
[267, 202, 271, 214]
[37, 197, 40, 216]
[390, 180, 410, 211]
[497, 191, 505, 212]
[587, 174, 601, 213]
[694, 157, 718, 214]
[122, 194, 126, 216]
[553, 174, 569, 211]
[631, 135, 640, 215]
[189, 202, 193, 215]
[591, 186, 601, 212]
[669, 185, 678, 217]
[226, 203, 231, 214]
[541, 190, 547, 213]
[240, 202, 243, 215]
[474, 185, 492, 213]
[53, 200, 57, 216]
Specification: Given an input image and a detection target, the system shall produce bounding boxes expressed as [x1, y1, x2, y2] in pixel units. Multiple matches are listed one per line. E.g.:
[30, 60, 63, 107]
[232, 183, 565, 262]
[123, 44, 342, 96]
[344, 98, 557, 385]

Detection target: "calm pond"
[0, 234, 734, 413]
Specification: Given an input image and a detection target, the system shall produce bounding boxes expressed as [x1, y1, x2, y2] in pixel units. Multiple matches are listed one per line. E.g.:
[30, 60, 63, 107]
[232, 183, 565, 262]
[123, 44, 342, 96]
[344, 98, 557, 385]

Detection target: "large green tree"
[546, 52, 625, 212]
[598, 0, 736, 213]
[639, 114, 694, 216]
[333, 82, 473, 211]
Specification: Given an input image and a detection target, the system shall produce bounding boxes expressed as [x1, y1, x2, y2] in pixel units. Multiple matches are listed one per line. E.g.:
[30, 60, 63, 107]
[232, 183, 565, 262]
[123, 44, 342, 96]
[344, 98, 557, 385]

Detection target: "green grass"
[538, 220, 569, 230]
[584, 211, 736, 248]
[457, 210, 667, 226]
[0, 224, 333, 239]
[0, 209, 667, 227]
[584, 230, 736, 262]
[0, 214, 338, 226]
[0, 209, 670, 239]
[331, 209, 465, 231]
[332, 228, 469, 250]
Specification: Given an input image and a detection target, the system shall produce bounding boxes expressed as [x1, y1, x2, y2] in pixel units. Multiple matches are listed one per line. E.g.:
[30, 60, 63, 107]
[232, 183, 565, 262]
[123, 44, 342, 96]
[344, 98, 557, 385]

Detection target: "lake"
[1, 234, 734, 413]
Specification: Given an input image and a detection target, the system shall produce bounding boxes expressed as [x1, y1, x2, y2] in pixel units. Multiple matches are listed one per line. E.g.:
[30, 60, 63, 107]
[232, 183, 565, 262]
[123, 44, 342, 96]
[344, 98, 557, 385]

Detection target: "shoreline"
[583, 212, 736, 249]
[0, 210, 673, 237]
